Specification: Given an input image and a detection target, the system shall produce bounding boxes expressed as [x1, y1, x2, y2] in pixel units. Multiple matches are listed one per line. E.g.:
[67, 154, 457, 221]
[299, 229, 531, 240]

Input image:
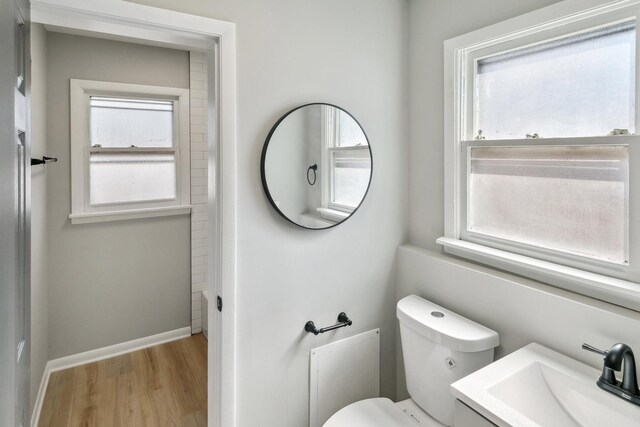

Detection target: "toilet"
[323, 295, 499, 427]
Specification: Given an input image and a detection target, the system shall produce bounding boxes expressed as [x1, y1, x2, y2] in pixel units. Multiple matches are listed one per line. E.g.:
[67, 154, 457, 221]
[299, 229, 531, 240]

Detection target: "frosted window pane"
[337, 110, 368, 147]
[90, 97, 174, 148]
[90, 153, 176, 205]
[476, 22, 635, 139]
[332, 150, 371, 208]
[469, 146, 628, 262]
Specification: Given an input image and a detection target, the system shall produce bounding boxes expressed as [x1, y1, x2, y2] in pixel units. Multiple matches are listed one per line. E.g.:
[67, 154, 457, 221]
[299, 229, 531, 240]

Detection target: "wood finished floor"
[39, 334, 207, 427]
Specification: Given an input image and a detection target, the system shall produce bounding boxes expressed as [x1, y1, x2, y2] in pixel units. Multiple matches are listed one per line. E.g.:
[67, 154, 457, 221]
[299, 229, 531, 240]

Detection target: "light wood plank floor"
[39, 334, 207, 427]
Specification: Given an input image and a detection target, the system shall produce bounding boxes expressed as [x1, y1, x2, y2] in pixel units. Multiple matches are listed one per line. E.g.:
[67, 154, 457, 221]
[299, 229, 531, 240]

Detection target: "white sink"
[451, 343, 640, 427]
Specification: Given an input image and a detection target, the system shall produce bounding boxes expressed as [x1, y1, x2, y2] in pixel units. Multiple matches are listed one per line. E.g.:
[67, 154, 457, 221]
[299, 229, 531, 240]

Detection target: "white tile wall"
[190, 51, 209, 334]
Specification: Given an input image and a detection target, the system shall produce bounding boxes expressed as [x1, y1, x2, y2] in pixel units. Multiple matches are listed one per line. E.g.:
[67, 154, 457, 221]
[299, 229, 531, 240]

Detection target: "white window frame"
[318, 105, 370, 221]
[441, 0, 640, 311]
[69, 79, 191, 224]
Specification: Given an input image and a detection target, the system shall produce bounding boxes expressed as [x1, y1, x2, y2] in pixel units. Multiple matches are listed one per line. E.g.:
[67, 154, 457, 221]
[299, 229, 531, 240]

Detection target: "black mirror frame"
[260, 103, 373, 230]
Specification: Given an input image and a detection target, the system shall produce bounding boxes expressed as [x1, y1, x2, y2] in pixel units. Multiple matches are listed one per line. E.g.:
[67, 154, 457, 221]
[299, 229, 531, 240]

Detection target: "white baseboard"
[30, 326, 191, 427]
[31, 363, 51, 427]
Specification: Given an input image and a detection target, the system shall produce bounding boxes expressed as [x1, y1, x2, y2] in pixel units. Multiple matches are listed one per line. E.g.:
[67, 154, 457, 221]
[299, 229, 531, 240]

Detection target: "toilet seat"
[322, 398, 419, 427]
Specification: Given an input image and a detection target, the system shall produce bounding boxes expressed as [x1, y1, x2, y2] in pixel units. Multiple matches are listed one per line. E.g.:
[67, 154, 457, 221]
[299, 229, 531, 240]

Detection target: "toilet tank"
[397, 295, 499, 427]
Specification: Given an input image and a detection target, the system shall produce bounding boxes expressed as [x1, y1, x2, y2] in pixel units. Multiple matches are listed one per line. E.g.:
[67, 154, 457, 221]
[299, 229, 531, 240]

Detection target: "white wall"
[30, 23, 48, 415]
[131, 1, 409, 426]
[264, 108, 309, 220]
[46, 32, 192, 359]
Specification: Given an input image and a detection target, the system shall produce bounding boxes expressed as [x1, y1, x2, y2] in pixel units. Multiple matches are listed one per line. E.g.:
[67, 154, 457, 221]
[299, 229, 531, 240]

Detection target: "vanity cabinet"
[454, 400, 497, 427]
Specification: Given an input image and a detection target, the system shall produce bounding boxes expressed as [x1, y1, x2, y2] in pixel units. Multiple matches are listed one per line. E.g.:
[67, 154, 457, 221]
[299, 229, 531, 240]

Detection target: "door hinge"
[217, 295, 223, 312]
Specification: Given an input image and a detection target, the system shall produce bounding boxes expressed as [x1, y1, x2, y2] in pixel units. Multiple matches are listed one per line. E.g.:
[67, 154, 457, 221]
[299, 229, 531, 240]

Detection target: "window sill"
[436, 237, 640, 312]
[316, 207, 350, 222]
[69, 205, 192, 225]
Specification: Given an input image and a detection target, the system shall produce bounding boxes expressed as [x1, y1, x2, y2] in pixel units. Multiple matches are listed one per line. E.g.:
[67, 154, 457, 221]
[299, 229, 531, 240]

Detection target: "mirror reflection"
[261, 104, 372, 229]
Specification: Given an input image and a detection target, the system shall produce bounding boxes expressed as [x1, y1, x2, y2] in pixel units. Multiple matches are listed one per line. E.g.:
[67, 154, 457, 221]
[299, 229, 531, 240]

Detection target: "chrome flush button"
[431, 311, 444, 318]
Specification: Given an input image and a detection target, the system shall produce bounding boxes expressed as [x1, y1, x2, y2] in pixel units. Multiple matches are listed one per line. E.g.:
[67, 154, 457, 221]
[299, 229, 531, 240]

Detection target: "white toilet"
[323, 295, 499, 427]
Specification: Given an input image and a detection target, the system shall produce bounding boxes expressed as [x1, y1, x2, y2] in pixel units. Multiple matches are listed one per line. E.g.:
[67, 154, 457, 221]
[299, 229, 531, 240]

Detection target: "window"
[442, 1, 640, 310]
[70, 80, 190, 224]
[319, 106, 371, 220]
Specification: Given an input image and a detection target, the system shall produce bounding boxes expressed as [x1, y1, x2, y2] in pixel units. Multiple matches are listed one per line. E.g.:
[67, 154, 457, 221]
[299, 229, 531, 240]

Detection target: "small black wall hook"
[31, 156, 57, 166]
[305, 312, 352, 335]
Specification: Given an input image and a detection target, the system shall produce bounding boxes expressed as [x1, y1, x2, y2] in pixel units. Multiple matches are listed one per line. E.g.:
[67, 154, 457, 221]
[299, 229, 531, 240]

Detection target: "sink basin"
[451, 343, 640, 427]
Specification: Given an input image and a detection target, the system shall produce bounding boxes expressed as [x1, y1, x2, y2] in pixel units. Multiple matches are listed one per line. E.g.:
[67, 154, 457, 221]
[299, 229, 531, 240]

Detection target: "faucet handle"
[582, 343, 608, 356]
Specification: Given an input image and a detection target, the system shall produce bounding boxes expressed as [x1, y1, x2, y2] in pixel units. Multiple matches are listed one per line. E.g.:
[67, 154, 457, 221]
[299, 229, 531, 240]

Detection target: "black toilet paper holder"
[304, 312, 352, 335]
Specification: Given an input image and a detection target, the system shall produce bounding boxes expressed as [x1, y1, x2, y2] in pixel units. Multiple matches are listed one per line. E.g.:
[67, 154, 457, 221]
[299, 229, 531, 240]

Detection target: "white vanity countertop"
[451, 342, 640, 427]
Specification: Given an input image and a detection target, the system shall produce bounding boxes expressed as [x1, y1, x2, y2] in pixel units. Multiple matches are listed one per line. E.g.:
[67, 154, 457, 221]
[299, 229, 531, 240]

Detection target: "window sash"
[84, 95, 182, 212]
[462, 7, 640, 142]
[70, 79, 190, 220]
[327, 146, 370, 212]
[459, 135, 638, 281]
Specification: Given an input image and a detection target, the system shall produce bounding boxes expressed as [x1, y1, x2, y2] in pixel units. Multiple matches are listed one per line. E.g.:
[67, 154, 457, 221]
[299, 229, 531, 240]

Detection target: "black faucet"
[583, 343, 640, 406]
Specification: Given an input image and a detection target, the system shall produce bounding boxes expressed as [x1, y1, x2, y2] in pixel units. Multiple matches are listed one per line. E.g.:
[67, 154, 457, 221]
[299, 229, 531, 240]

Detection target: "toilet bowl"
[323, 295, 499, 427]
[323, 397, 442, 427]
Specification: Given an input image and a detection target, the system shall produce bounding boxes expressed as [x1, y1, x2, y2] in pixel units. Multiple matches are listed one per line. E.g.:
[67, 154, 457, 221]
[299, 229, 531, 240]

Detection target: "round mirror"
[261, 103, 372, 229]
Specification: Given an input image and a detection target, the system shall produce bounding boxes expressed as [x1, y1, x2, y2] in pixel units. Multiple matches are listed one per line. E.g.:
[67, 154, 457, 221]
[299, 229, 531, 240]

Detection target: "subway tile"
[191, 168, 204, 178]
[192, 281, 208, 293]
[191, 204, 208, 213]
[191, 133, 205, 143]
[191, 79, 207, 90]
[191, 124, 207, 134]
[189, 52, 206, 62]
[190, 89, 206, 99]
[191, 186, 207, 195]
[190, 62, 204, 72]
[191, 220, 206, 231]
[191, 176, 207, 187]
[191, 238, 206, 249]
[191, 194, 209, 204]
[192, 246, 208, 257]
[191, 159, 208, 169]
[191, 107, 208, 117]
[192, 255, 207, 266]
[192, 212, 208, 222]
[190, 70, 207, 81]
[190, 98, 206, 108]
[191, 144, 208, 153]
[192, 262, 208, 275]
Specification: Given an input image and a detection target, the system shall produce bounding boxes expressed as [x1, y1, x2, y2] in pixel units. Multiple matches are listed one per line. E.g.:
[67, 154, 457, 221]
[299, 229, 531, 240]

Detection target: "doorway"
[26, 1, 237, 426]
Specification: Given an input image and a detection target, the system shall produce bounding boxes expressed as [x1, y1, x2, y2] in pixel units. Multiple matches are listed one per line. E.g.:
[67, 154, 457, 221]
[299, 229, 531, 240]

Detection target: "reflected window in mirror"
[261, 103, 372, 229]
[320, 106, 370, 220]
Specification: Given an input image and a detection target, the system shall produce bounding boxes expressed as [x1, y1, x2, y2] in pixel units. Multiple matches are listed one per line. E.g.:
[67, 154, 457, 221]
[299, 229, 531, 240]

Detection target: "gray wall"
[30, 23, 48, 414]
[399, 0, 640, 397]
[131, 1, 409, 426]
[46, 33, 191, 359]
[408, 0, 560, 251]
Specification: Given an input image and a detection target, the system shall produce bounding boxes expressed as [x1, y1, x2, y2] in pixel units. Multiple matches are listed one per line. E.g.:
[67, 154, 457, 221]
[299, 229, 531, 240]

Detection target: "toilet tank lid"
[396, 295, 499, 352]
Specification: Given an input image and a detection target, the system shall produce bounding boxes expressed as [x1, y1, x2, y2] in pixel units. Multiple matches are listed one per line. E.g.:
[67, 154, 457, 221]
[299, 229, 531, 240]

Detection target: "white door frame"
[30, 1, 237, 426]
